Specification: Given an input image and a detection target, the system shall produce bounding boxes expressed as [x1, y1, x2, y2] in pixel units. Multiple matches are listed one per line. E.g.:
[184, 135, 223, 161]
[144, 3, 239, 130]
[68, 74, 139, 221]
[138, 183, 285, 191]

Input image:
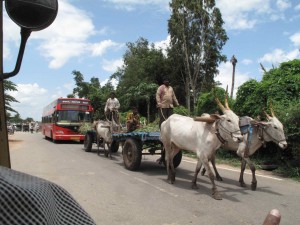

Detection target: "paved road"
[8, 132, 300, 225]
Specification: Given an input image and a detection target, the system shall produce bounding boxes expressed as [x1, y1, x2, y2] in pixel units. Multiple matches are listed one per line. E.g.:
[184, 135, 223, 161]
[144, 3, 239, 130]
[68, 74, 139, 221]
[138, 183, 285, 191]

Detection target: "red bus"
[41, 98, 93, 142]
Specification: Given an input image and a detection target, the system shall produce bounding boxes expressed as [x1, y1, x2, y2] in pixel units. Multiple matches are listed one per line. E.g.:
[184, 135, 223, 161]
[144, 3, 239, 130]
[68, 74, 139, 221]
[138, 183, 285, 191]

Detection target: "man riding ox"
[160, 97, 243, 200]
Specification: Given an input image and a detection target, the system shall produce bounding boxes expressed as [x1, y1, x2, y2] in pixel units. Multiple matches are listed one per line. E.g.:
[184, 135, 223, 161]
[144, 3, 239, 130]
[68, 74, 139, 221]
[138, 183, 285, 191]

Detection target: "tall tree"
[115, 37, 170, 120]
[168, 0, 228, 113]
[118, 37, 169, 90]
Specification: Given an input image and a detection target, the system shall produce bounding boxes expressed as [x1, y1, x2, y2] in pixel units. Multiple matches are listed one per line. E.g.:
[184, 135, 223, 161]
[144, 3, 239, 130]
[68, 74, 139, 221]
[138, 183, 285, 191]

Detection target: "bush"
[174, 105, 190, 116]
[275, 100, 300, 159]
[79, 122, 93, 134]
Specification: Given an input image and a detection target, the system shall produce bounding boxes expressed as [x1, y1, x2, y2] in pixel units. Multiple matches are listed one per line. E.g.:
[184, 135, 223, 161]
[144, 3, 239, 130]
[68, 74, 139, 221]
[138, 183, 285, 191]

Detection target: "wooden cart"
[83, 130, 182, 171]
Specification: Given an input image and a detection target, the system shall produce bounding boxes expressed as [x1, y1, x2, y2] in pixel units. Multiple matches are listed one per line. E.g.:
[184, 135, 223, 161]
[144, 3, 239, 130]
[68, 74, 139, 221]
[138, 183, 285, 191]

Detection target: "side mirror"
[5, 0, 58, 31]
[2, 0, 58, 79]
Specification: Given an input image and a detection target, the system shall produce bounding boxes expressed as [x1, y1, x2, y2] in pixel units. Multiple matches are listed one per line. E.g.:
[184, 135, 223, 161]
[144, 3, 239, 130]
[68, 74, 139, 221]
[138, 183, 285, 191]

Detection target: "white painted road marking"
[182, 159, 283, 181]
[120, 171, 179, 197]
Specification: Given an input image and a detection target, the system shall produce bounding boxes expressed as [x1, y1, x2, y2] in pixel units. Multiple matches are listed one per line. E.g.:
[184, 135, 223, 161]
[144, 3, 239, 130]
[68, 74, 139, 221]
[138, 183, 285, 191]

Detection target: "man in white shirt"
[104, 92, 120, 123]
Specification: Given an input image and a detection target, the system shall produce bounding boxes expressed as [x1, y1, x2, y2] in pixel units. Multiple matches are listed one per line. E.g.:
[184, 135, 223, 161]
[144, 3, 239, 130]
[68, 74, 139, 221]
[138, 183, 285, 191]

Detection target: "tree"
[24, 117, 34, 122]
[234, 59, 300, 118]
[72, 70, 90, 98]
[4, 80, 19, 118]
[196, 86, 228, 115]
[123, 82, 158, 123]
[115, 37, 170, 120]
[70, 70, 115, 120]
[118, 37, 169, 90]
[168, 0, 228, 114]
[10, 113, 23, 124]
[234, 59, 300, 161]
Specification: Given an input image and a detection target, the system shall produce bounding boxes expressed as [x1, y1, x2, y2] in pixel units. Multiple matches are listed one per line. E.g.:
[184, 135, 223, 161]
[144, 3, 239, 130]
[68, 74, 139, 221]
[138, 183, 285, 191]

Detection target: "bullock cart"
[83, 130, 182, 171]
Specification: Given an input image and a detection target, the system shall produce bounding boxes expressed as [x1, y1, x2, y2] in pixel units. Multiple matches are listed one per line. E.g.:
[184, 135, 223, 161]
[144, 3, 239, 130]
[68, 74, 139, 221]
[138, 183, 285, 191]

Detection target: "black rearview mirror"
[2, 0, 58, 79]
[5, 0, 58, 31]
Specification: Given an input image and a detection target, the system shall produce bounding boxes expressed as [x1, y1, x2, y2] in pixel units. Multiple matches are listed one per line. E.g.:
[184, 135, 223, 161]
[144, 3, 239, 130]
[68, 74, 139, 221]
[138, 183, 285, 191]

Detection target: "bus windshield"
[57, 110, 92, 123]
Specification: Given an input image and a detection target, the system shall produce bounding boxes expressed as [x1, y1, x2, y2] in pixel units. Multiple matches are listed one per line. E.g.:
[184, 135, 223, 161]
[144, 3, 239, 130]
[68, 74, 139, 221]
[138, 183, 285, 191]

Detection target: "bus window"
[78, 112, 85, 122]
[57, 111, 80, 122]
[84, 112, 92, 122]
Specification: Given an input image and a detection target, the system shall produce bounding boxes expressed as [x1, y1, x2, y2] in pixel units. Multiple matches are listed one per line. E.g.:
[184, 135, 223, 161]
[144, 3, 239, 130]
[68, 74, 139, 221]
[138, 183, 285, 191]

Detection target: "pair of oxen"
[160, 97, 287, 200]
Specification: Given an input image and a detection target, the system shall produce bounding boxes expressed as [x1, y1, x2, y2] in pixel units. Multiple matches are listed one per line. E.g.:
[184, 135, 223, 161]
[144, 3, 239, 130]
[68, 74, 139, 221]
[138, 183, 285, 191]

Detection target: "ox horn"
[264, 110, 271, 121]
[269, 99, 276, 117]
[225, 94, 230, 110]
[224, 85, 230, 110]
[215, 97, 226, 113]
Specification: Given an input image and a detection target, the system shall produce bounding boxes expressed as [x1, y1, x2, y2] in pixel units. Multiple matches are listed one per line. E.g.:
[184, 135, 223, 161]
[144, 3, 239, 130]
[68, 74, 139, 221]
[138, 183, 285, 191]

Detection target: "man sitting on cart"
[104, 92, 120, 124]
[126, 107, 141, 132]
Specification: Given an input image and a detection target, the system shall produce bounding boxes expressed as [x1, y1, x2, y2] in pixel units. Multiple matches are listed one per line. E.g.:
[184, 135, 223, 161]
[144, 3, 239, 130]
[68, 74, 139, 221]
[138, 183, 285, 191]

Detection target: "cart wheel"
[83, 133, 93, 152]
[122, 138, 142, 171]
[173, 151, 182, 168]
[163, 150, 182, 168]
[110, 140, 119, 153]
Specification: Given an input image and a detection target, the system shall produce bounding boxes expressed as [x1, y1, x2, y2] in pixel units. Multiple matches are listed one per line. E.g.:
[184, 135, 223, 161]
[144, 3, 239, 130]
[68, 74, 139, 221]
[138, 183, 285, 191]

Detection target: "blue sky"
[4, 0, 300, 121]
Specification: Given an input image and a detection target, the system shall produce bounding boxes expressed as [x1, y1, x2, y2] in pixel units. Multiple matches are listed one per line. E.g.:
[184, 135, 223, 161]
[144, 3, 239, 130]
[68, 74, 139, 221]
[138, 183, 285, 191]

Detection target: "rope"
[159, 107, 167, 121]
[218, 119, 241, 138]
[258, 124, 286, 145]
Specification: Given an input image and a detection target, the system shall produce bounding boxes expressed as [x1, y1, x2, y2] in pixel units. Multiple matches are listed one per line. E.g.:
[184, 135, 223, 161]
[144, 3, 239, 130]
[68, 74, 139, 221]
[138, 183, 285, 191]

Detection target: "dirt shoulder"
[8, 136, 23, 150]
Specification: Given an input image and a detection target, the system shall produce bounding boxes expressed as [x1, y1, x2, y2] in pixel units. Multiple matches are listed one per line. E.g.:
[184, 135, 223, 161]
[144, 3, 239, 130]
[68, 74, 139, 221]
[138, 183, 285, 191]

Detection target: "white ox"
[94, 120, 117, 159]
[160, 99, 243, 200]
[201, 106, 287, 190]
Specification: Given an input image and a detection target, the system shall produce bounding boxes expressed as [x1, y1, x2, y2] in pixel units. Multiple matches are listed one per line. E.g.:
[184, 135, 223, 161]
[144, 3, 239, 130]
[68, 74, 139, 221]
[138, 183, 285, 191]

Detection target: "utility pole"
[230, 55, 237, 99]
[0, 0, 11, 168]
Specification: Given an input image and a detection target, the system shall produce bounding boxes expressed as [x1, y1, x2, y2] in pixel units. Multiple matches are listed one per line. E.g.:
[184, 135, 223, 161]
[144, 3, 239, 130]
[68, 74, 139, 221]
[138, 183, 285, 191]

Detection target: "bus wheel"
[84, 133, 93, 152]
[51, 132, 56, 143]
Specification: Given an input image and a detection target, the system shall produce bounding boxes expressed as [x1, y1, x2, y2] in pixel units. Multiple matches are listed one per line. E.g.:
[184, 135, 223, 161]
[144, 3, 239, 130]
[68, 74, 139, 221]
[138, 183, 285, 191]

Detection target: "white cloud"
[103, 0, 169, 11]
[100, 78, 119, 89]
[31, 0, 96, 68]
[4, 0, 122, 69]
[63, 82, 75, 92]
[290, 32, 300, 47]
[41, 41, 89, 69]
[259, 48, 300, 66]
[217, 0, 269, 30]
[91, 40, 122, 56]
[217, 0, 291, 30]
[102, 59, 124, 72]
[276, 0, 291, 11]
[8, 83, 48, 121]
[3, 14, 20, 59]
[8, 82, 75, 121]
[241, 59, 253, 65]
[154, 35, 170, 55]
[216, 61, 250, 98]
